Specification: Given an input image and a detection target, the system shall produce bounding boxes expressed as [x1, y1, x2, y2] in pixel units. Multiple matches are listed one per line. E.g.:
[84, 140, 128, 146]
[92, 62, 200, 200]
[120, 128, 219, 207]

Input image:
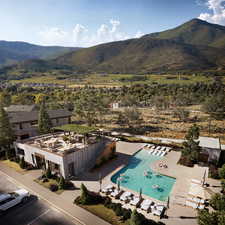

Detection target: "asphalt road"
[0, 174, 78, 225]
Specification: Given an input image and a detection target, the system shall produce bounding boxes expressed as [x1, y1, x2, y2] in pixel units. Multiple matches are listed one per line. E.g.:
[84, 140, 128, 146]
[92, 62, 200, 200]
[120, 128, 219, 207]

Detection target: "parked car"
[0, 189, 30, 214]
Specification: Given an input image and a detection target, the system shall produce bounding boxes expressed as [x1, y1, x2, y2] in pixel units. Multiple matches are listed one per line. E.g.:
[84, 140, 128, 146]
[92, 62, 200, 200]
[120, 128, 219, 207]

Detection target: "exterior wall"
[15, 137, 111, 178]
[15, 143, 66, 177]
[202, 147, 221, 162]
[63, 139, 110, 177]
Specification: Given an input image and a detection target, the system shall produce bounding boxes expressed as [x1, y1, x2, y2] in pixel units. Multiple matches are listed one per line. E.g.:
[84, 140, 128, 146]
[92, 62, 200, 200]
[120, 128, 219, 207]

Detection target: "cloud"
[38, 19, 144, 47]
[198, 0, 225, 25]
[38, 27, 69, 46]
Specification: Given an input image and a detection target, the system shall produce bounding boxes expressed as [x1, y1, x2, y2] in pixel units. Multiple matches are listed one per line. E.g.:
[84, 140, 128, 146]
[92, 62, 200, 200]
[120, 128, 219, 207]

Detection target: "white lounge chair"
[198, 204, 205, 210]
[161, 152, 166, 157]
[155, 205, 166, 211]
[161, 146, 167, 151]
[191, 179, 202, 185]
[111, 189, 123, 198]
[152, 209, 163, 217]
[186, 201, 198, 209]
[140, 199, 152, 211]
[155, 146, 161, 150]
[120, 191, 132, 201]
[101, 184, 114, 193]
[156, 151, 162, 156]
[130, 196, 141, 206]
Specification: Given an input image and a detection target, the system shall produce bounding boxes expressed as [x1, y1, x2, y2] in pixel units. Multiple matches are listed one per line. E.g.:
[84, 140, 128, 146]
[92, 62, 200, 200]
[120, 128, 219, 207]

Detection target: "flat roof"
[20, 132, 100, 156]
[198, 136, 220, 149]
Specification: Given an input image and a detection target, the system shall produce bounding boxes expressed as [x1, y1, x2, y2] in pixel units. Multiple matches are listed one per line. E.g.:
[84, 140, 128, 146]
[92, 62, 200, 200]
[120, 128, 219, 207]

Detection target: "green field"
[10, 73, 215, 87]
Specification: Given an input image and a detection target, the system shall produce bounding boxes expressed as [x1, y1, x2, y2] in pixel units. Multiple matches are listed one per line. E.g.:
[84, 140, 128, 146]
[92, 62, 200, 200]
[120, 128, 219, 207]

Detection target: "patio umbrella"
[167, 196, 170, 209]
[202, 169, 207, 186]
[117, 180, 120, 191]
[139, 188, 142, 199]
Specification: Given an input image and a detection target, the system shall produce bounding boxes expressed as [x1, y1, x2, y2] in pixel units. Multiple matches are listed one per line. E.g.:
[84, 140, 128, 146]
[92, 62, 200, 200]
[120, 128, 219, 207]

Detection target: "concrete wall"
[63, 140, 109, 177]
[15, 143, 66, 177]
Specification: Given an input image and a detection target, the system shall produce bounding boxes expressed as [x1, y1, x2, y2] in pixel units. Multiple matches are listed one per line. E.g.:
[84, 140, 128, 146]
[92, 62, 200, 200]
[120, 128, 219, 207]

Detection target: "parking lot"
[0, 173, 79, 225]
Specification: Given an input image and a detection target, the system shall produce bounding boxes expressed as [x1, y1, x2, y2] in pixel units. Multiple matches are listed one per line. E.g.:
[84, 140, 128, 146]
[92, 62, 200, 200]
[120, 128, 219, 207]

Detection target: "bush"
[209, 165, 220, 179]
[115, 204, 123, 216]
[49, 184, 58, 192]
[19, 157, 26, 169]
[104, 197, 112, 208]
[46, 167, 52, 179]
[219, 164, 225, 179]
[122, 208, 132, 221]
[58, 175, 66, 189]
[210, 193, 225, 211]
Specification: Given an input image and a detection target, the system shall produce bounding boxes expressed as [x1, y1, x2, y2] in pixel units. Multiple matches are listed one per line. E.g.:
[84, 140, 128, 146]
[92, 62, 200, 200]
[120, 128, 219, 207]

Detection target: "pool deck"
[75, 141, 221, 225]
[101, 141, 221, 225]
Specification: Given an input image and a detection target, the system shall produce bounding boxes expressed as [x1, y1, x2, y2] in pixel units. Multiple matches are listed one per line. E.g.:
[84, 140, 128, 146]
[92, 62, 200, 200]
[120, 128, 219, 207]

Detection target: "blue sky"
[0, 0, 224, 47]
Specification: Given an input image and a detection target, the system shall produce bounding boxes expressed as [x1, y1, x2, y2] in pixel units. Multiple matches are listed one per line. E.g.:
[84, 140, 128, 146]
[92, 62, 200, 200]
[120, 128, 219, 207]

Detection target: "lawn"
[34, 178, 64, 195]
[81, 204, 129, 225]
[2, 160, 27, 174]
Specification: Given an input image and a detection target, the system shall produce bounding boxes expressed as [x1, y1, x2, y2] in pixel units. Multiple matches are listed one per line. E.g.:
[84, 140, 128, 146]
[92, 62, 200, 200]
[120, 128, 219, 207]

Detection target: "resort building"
[14, 132, 113, 178]
[4, 105, 72, 140]
[198, 136, 222, 163]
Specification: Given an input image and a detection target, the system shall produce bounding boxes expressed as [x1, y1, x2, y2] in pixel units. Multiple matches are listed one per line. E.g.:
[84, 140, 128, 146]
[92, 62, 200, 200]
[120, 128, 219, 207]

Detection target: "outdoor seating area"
[101, 184, 167, 217]
[143, 144, 171, 157]
[185, 179, 207, 210]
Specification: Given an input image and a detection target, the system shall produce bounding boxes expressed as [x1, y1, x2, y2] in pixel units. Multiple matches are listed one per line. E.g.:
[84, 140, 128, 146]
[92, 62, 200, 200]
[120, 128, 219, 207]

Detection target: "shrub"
[104, 197, 112, 208]
[219, 164, 225, 179]
[209, 165, 220, 179]
[42, 178, 48, 183]
[115, 207, 123, 217]
[45, 167, 52, 179]
[49, 184, 58, 192]
[19, 157, 26, 169]
[122, 208, 132, 221]
[210, 193, 225, 211]
[58, 175, 66, 189]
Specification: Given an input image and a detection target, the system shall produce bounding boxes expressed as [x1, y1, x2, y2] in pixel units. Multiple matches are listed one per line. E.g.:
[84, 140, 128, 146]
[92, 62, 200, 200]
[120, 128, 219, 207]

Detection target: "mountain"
[144, 19, 225, 48]
[0, 41, 80, 67]
[54, 18, 225, 73]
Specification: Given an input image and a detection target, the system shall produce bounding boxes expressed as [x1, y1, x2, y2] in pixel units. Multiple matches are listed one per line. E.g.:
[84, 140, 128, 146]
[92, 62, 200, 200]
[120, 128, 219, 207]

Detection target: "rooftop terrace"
[22, 132, 100, 156]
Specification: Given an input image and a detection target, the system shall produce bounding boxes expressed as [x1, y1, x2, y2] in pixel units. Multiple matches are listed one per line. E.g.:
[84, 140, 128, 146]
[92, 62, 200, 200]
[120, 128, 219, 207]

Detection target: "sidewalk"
[0, 162, 110, 225]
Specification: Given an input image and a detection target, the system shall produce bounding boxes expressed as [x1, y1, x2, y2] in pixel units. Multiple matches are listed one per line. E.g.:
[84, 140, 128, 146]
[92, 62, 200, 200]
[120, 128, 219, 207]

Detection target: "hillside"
[54, 19, 225, 73]
[0, 41, 80, 67]
[144, 19, 225, 48]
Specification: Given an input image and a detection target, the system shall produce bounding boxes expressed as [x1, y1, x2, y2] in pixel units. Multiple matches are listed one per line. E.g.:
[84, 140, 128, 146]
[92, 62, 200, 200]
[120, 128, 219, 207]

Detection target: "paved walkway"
[0, 162, 110, 225]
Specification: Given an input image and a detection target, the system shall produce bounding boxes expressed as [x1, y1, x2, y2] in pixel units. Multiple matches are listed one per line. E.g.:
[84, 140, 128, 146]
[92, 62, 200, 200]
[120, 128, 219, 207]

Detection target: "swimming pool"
[111, 149, 176, 201]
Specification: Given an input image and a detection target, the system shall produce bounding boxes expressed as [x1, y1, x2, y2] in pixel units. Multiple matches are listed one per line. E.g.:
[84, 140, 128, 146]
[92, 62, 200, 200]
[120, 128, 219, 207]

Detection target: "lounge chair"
[130, 196, 141, 206]
[150, 146, 156, 150]
[155, 205, 166, 211]
[156, 151, 162, 156]
[198, 204, 205, 210]
[153, 150, 158, 155]
[161, 152, 166, 157]
[155, 146, 161, 150]
[161, 146, 167, 151]
[110, 189, 123, 198]
[120, 191, 132, 201]
[191, 179, 202, 185]
[140, 199, 153, 211]
[186, 200, 198, 209]
[101, 184, 114, 193]
[152, 206, 165, 217]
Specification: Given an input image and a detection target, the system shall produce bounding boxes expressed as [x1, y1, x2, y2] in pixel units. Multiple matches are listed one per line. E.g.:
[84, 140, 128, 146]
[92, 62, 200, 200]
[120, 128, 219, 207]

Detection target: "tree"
[221, 179, 225, 193]
[202, 92, 225, 120]
[182, 124, 201, 162]
[210, 193, 225, 211]
[129, 209, 144, 225]
[80, 183, 92, 205]
[219, 164, 225, 179]
[0, 104, 15, 154]
[38, 102, 52, 134]
[198, 210, 218, 225]
[0, 91, 11, 106]
[123, 107, 142, 128]
[173, 108, 190, 122]
[58, 175, 66, 189]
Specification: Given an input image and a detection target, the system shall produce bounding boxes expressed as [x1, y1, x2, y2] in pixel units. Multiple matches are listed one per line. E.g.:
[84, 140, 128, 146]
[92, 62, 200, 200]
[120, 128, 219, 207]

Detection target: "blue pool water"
[111, 149, 176, 201]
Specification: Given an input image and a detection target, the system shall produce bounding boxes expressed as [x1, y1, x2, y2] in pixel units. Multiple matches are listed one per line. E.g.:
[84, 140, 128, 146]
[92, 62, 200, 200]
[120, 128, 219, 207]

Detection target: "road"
[0, 173, 79, 225]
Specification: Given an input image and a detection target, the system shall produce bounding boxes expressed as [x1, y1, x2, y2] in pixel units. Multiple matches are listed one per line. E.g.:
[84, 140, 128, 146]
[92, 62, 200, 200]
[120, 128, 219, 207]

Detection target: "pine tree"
[58, 175, 66, 189]
[0, 104, 15, 153]
[38, 102, 52, 134]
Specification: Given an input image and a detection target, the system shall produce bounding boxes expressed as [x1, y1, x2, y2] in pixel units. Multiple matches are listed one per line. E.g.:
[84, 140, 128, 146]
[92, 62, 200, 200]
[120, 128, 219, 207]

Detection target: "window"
[19, 123, 23, 130]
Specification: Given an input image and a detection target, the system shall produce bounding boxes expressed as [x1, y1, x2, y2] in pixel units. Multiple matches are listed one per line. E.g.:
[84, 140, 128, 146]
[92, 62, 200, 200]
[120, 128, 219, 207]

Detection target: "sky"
[0, 0, 224, 47]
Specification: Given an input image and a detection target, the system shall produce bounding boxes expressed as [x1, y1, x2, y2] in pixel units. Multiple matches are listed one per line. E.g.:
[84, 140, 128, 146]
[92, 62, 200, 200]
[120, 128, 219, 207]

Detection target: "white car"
[0, 189, 30, 213]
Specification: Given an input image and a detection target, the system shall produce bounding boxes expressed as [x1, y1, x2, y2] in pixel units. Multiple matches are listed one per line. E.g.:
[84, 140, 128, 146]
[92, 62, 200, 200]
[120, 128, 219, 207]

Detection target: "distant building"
[198, 136, 222, 163]
[15, 133, 113, 178]
[5, 105, 72, 140]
